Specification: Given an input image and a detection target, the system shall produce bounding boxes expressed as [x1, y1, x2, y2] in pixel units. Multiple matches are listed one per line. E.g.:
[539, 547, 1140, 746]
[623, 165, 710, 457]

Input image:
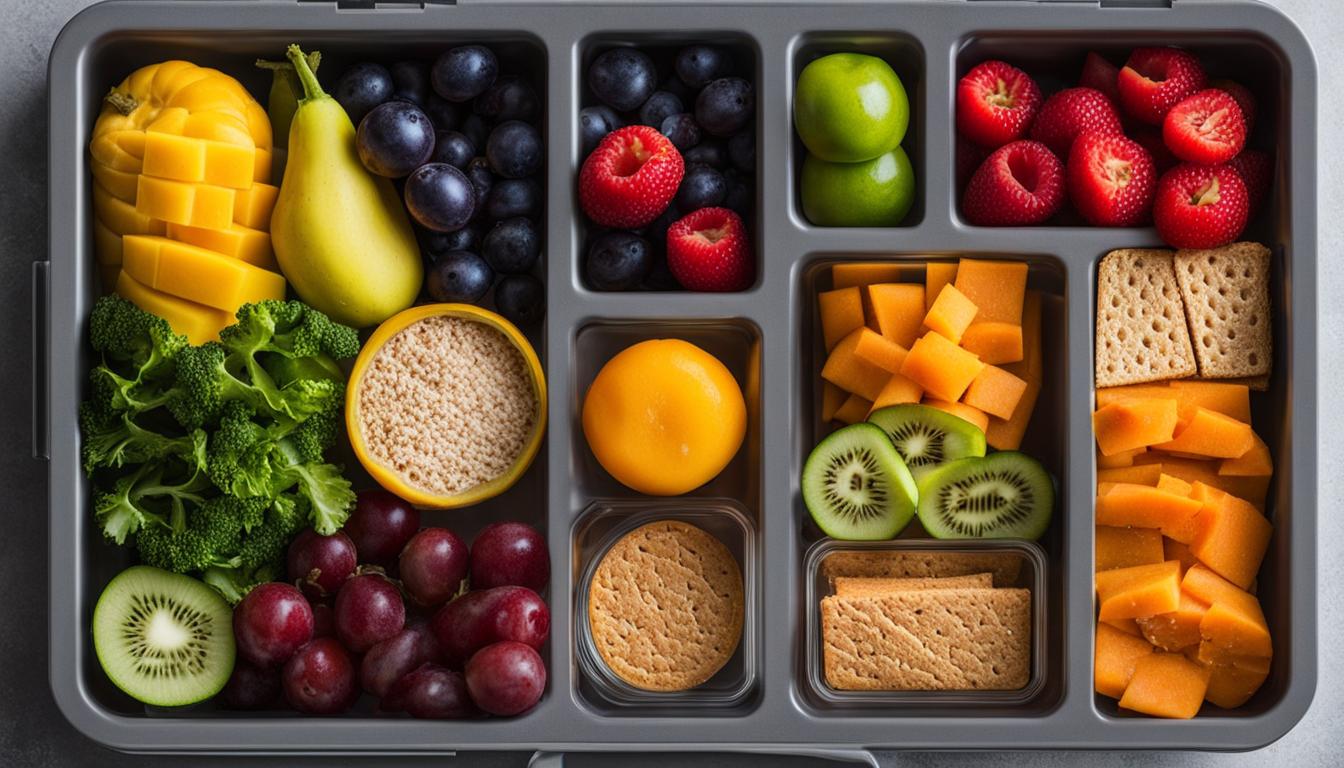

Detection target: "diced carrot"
[1093, 398, 1180, 456]
[899, 331, 985, 402]
[851, 327, 909, 374]
[819, 286, 864, 352]
[1118, 652, 1211, 719]
[960, 321, 1024, 365]
[832, 393, 874, 425]
[866, 283, 925, 347]
[1096, 525, 1165, 572]
[1095, 622, 1154, 700]
[924, 262, 958, 311]
[1153, 407, 1256, 459]
[822, 328, 891, 401]
[923, 283, 979, 344]
[922, 398, 989, 433]
[962, 364, 1027, 421]
[953, 258, 1028, 324]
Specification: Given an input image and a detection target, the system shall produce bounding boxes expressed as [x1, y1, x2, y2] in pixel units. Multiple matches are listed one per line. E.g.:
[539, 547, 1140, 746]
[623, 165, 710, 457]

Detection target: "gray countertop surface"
[3, 0, 1339, 765]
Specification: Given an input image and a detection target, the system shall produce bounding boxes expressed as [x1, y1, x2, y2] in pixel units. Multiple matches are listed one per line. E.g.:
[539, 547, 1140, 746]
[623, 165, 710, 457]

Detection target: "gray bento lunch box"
[36, 0, 1317, 762]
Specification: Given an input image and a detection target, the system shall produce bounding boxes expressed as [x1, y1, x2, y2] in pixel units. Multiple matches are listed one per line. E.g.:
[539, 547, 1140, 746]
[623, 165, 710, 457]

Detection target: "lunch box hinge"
[31, 260, 49, 461]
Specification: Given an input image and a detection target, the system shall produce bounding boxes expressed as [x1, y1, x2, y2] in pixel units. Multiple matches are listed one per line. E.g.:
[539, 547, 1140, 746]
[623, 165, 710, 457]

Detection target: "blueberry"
[486, 178, 541, 221]
[424, 94, 461, 131]
[465, 157, 494, 215]
[675, 45, 731, 89]
[404, 163, 476, 232]
[659, 74, 695, 105]
[588, 48, 657, 112]
[728, 131, 755, 173]
[474, 76, 539, 123]
[427, 250, 493, 303]
[641, 205, 681, 246]
[335, 63, 394, 126]
[675, 164, 727, 211]
[420, 225, 481, 258]
[683, 138, 728, 168]
[432, 45, 499, 103]
[642, 254, 683, 291]
[660, 113, 702, 151]
[695, 77, 754, 137]
[580, 106, 619, 156]
[493, 274, 545, 325]
[356, 101, 435, 178]
[586, 231, 653, 290]
[389, 61, 430, 107]
[459, 114, 489, 154]
[431, 130, 475, 169]
[637, 91, 684, 129]
[486, 121, 542, 179]
[723, 170, 753, 218]
[482, 217, 541, 274]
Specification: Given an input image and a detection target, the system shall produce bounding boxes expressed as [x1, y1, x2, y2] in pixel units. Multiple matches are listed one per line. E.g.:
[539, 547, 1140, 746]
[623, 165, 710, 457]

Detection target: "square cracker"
[1095, 249, 1198, 387]
[821, 588, 1031, 691]
[1174, 242, 1272, 380]
[833, 573, 994, 597]
[820, 551, 1022, 587]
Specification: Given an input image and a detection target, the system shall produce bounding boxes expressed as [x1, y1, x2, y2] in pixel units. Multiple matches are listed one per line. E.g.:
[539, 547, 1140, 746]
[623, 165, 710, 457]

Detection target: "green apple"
[801, 146, 916, 227]
[795, 53, 909, 163]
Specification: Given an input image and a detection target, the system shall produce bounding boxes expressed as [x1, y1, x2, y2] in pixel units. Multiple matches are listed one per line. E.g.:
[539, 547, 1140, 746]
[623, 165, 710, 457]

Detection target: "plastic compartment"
[801, 539, 1047, 711]
[571, 500, 760, 715]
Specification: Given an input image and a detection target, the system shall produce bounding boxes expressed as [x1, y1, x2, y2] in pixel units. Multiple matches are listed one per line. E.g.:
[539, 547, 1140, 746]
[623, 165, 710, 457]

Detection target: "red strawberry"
[1162, 89, 1246, 165]
[955, 136, 988, 190]
[1028, 87, 1122, 158]
[1116, 47, 1207, 125]
[1153, 163, 1248, 249]
[579, 125, 684, 228]
[1211, 78, 1257, 135]
[1067, 131, 1156, 227]
[666, 207, 753, 291]
[1080, 52, 1121, 105]
[962, 140, 1065, 226]
[1228, 149, 1272, 215]
[1130, 127, 1179, 174]
[956, 60, 1042, 148]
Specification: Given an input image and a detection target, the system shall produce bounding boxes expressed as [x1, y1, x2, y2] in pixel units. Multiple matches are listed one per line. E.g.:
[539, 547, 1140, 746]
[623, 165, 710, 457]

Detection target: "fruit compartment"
[801, 538, 1048, 711]
[571, 500, 761, 715]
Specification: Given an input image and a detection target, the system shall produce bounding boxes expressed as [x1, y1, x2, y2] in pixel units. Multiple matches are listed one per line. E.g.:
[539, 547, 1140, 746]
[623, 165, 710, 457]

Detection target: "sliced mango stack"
[90, 60, 284, 343]
[816, 258, 1041, 450]
[1091, 379, 1275, 717]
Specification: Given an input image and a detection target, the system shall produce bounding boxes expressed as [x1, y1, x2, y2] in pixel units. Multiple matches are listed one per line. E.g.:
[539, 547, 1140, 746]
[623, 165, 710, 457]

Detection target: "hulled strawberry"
[962, 140, 1065, 226]
[1153, 163, 1249, 249]
[956, 60, 1043, 149]
[1229, 149, 1272, 215]
[1130, 127, 1179, 175]
[666, 207, 753, 291]
[1116, 47, 1207, 125]
[1028, 87, 1122, 158]
[579, 125, 684, 229]
[1163, 89, 1246, 165]
[1067, 131, 1156, 227]
[1080, 52, 1121, 105]
[1211, 78, 1257, 136]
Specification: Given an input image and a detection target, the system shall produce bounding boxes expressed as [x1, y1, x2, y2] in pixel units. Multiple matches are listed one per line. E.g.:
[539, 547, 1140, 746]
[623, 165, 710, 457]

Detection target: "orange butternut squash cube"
[1096, 383, 1177, 410]
[1097, 447, 1146, 469]
[1143, 457, 1267, 512]
[821, 381, 847, 423]
[953, 258, 1028, 324]
[985, 291, 1043, 451]
[1164, 537, 1199, 575]
[851, 328, 909, 374]
[1153, 407, 1256, 459]
[1156, 473, 1194, 497]
[923, 284, 979, 344]
[1093, 397, 1180, 456]
[924, 262, 958, 311]
[870, 373, 923, 411]
[832, 262, 904, 289]
[1118, 652, 1211, 719]
[819, 287, 865, 352]
[1137, 592, 1209, 651]
[822, 328, 892, 401]
[1095, 622, 1154, 699]
[1190, 492, 1272, 590]
[1202, 655, 1271, 709]
[1095, 526, 1165, 572]
[900, 332, 985, 402]
[832, 393, 874, 425]
[960, 321, 1024, 365]
[1103, 617, 1144, 637]
[866, 283, 925, 347]
[1096, 484, 1204, 540]
[1167, 380, 1252, 423]
[1097, 464, 1162, 486]
[1181, 565, 1272, 662]
[923, 399, 989, 433]
[1096, 560, 1182, 621]
[962, 365, 1027, 420]
[1097, 481, 1118, 497]
[1218, 433, 1273, 477]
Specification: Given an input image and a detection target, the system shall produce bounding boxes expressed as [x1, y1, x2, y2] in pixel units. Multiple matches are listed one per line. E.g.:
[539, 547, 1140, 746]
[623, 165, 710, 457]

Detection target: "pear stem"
[286, 44, 326, 102]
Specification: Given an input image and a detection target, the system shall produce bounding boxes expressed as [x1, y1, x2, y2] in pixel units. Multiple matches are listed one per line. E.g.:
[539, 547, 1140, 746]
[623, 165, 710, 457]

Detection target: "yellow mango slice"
[121, 235, 285, 311]
[115, 270, 233, 345]
[135, 175, 236, 230]
[142, 131, 256, 189]
[166, 222, 276, 271]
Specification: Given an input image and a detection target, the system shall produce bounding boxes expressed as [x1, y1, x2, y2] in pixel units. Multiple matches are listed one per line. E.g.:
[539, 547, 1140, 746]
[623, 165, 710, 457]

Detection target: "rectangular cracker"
[833, 573, 994, 597]
[1095, 249, 1198, 387]
[1174, 242, 1272, 380]
[821, 589, 1031, 691]
[820, 551, 1022, 587]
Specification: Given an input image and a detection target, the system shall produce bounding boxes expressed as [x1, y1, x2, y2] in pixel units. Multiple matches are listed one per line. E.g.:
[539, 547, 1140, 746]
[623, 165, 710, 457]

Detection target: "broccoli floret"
[136, 495, 266, 573]
[225, 300, 360, 362]
[271, 441, 355, 535]
[93, 434, 212, 545]
[79, 402, 200, 474]
[198, 494, 309, 604]
[88, 295, 187, 383]
[205, 400, 282, 498]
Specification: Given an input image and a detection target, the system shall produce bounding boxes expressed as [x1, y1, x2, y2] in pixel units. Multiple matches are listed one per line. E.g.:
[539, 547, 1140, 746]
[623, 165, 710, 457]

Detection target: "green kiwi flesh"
[916, 452, 1054, 540]
[867, 404, 987, 479]
[802, 423, 917, 540]
[92, 566, 236, 707]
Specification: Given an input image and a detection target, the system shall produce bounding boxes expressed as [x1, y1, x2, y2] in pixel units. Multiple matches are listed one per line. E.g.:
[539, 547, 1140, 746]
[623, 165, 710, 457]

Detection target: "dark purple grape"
[683, 138, 728, 168]
[334, 573, 406, 653]
[588, 48, 656, 112]
[431, 585, 551, 665]
[399, 527, 470, 607]
[728, 130, 755, 172]
[676, 45, 731, 89]
[482, 217, 540, 274]
[486, 178, 541, 221]
[486, 121, 542, 179]
[404, 163, 475, 232]
[474, 76, 539, 123]
[724, 169, 753, 218]
[335, 63, 394, 126]
[659, 73, 695, 105]
[357, 101, 435, 178]
[431, 130, 475, 169]
[637, 91, 684, 129]
[494, 275, 545, 326]
[465, 157, 495, 215]
[282, 637, 357, 715]
[585, 231, 652, 291]
[470, 521, 549, 591]
[422, 225, 481, 259]
[347, 489, 420, 565]
[675, 164, 727, 211]
[695, 77, 754, 137]
[427, 250, 494, 303]
[389, 61, 430, 107]
[221, 660, 281, 710]
[234, 582, 314, 668]
[384, 663, 475, 719]
[660, 113, 702, 151]
[465, 641, 546, 717]
[432, 45, 499, 103]
[580, 106, 620, 157]
[361, 624, 443, 698]
[287, 528, 357, 599]
[424, 94, 461, 131]
[459, 114, 489, 152]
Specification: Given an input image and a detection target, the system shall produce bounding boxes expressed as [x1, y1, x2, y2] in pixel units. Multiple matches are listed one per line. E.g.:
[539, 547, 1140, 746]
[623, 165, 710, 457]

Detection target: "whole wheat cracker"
[820, 551, 1022, 587]
[1095, 249, 1198, 387]
[833, 573, 994, 597]
[1174, 242, 1272, 380]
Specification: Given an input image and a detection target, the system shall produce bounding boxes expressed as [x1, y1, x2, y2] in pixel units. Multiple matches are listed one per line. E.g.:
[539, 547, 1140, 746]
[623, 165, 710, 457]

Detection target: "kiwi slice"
[916, 452, 1054, 540]
[867, 404, 987, 479]
[92, 566, 235, 707]
[802, 423, 918, 540]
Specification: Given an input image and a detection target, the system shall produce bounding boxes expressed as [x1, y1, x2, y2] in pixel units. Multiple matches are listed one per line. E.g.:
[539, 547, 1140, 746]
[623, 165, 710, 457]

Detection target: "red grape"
[311, 601, 335, 638]
[385, 663, 476, 719]
[220, 660, 281, 710]
[334, 573, 406, 652]
[347, 490, 421, 564]
[399, 527, 470, 606]
[470, 522, 549, 591]
[233, 582, 314, 668]
[287, 528, 358, 598]
[361, 624, 444, 698]
[431, 586, 549, 665]
[282, 637, 357, 715]
[464, 641, 546, 716]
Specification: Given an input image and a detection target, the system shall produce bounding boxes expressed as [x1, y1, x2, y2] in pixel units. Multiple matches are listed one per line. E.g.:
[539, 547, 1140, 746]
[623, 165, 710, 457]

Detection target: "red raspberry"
[665, 207, 753, 291]
[1067, 131, 1156, 227]
[1228, 149, 1272, 216]
[955, 135, 988, 190]
[1028, 87, 1122, 158]
[1211, 78, 1257, 136]
[956, 60, 1042, 149]
[579, 125, 684, 228]
[961, 140, 1065, 226]
[1079, 52, 1121, 105]
[1116, 47, 1207, 125]
[1162, 89, 1246, 165]
[1153, 163, 1249, 249]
